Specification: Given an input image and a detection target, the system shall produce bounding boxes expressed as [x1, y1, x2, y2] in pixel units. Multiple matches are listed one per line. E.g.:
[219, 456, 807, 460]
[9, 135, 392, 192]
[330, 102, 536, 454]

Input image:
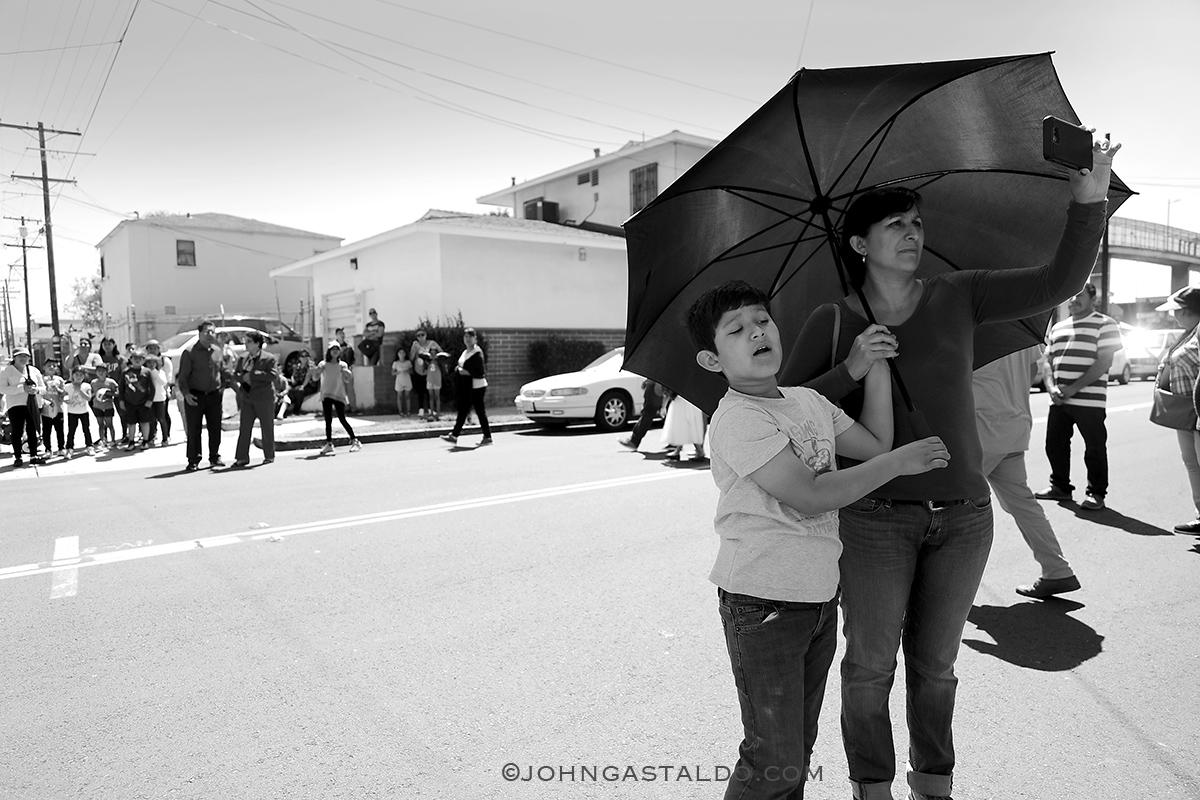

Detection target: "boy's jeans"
[838, 496, 993, 800]
[718, 588, 838, 800]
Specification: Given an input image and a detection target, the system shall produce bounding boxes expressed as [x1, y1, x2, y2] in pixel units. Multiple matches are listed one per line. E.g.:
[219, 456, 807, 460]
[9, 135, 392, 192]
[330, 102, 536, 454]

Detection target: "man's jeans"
[1176, 429, 1200, 517]
[718, 589, 837, 800]
[1045, 404, 1109, 498]
[184, 391, 223, 465]
[838, 496, 993, 800]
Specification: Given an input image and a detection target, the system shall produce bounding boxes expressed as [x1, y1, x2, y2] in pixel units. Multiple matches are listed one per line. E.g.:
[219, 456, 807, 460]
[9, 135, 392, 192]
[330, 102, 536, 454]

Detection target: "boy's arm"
[832, 360, 893, 460]
[750, 436, 949, 517]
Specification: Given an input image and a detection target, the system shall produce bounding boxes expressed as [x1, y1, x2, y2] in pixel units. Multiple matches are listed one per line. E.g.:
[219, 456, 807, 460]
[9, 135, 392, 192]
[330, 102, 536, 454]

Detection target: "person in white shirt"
[63, 366, 95, 456]
[1, 348, 45, 466]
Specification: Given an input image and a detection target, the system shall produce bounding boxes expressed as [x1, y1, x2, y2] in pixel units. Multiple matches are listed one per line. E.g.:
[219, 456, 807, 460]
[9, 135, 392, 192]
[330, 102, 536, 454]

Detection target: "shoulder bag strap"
[830, 302, 842, 370]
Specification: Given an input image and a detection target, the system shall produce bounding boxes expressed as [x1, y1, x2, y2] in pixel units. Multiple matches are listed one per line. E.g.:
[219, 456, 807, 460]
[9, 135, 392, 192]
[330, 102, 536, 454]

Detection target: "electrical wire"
[0, 41, 120, 57]
[368, 0, 756, 103]
[147, 0, 623, 148]
[247, 0, 727, 136]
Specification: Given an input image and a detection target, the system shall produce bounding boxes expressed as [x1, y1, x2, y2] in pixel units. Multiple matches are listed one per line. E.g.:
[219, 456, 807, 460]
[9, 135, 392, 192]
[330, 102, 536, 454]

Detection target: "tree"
[68, 272, 104, 332]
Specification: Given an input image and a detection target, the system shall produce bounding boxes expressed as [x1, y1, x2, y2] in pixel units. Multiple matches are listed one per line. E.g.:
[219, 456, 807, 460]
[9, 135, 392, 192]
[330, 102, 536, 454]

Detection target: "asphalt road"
[2, 381, 1198, 799]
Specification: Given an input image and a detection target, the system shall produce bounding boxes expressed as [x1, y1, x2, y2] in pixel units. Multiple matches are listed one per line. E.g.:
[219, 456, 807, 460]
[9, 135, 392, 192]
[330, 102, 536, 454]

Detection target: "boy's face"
[45, 362, 58, 375]
[697, 303, 782, 383]
[72, 370, 84, 383]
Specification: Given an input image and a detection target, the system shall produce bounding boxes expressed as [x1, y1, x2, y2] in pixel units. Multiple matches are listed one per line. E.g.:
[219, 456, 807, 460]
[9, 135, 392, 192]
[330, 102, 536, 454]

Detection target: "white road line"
[0, 470, 706, 584]
[49, 536, 79, 599]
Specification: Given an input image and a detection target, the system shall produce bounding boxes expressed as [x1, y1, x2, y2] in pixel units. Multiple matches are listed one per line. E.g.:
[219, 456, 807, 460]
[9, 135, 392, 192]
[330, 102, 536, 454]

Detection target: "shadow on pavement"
[516, 426, 602, 438]
[963, 600, 1103, 671]
[145, 466, 199, 479]
[1068, 507, 1174, 536]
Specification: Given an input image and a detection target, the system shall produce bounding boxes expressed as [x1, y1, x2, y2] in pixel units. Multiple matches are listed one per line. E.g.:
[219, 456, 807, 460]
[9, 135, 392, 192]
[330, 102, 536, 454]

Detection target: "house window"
[99, 256, 105, 279]
[630, 163, 658, 214]
[577, 169, 599, 186]
[591, 169, 599, 186]
[176, 240, 196, 267]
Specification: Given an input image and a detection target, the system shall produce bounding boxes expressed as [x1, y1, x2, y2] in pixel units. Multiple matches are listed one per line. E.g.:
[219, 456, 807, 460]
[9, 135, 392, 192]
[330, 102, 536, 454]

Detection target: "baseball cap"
[1155, 286, 1200, 313]
[12, 347, 30, 357]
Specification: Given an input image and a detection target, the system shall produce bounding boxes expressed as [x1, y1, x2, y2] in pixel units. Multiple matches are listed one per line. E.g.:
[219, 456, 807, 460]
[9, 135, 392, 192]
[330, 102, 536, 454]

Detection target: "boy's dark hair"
[243, 330, 265, 346]
[687, 280, 772, 352]
[197, 319, 215, 333]
[840, 187, 922, 289]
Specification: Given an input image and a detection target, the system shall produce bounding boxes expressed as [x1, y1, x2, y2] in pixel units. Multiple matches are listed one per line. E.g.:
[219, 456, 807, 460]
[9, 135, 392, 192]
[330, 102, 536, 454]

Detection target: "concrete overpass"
[1106, 217, 1200, 289]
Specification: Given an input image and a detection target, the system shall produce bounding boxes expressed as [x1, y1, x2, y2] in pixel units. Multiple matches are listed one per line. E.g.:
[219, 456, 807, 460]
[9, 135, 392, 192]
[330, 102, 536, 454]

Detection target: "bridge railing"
[1109, 217, 1200, 259]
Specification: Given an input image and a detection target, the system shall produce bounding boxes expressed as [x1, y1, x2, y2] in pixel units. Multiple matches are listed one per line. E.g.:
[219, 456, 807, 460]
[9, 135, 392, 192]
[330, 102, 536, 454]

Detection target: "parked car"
[175, 316, 303, 342]
[159, 326, 302, 377]
[1121, 327, 1185, 381]
[514, 347, 649, 431]
[165, 322, 307, 373]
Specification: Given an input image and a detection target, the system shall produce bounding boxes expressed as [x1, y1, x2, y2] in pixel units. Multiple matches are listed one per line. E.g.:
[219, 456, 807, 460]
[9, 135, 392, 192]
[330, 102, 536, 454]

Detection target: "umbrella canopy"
[623, 52, 1133, 414]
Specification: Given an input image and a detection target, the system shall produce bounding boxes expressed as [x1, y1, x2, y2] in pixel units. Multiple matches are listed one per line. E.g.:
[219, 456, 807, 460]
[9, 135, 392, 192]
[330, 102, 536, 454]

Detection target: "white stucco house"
[270, 130, 718, 408]
[97, 213, 341, 343]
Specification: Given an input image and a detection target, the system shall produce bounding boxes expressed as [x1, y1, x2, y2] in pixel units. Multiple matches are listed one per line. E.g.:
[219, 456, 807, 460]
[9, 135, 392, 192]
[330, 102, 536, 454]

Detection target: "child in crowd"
[315, 343, 362, 455]
[392, 348, 413, 415]
[425, 345, 444, 421]
[91, 363, 118, 448]
[64, 367, 94, 457]
[40, 360, 67, 457]
[118, 350, 154, 450]
[688, 281, 949, 799]
[144, 354, 170, 446]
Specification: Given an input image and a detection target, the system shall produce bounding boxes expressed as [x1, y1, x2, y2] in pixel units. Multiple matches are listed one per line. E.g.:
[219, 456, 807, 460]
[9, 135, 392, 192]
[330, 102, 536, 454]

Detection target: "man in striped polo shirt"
[1035, 283, 1122, 511]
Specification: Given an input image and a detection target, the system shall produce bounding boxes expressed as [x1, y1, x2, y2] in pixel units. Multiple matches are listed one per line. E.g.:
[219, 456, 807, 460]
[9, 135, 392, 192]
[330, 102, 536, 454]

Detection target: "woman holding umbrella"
[779, 138, 1119, 800]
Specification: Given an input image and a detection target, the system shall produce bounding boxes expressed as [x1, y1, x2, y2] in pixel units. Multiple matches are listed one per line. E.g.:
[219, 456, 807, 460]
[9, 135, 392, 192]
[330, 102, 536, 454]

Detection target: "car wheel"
[595, 390, 632, 432]
[1118, 364, 1131, 385]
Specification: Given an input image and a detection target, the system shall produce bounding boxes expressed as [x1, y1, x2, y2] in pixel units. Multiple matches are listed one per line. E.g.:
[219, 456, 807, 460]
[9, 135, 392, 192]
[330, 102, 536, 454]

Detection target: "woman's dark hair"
[840, 187, 922, 289]
[244, 330, 265, 346]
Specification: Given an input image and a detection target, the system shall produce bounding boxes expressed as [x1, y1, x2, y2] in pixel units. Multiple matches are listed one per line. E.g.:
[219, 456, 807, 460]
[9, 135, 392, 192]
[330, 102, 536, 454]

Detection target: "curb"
[259, 419, 538, 451]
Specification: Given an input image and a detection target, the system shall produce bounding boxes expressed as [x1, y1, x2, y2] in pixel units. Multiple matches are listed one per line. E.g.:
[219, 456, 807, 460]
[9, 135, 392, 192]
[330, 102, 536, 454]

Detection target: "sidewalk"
[260, 405, 536, 451]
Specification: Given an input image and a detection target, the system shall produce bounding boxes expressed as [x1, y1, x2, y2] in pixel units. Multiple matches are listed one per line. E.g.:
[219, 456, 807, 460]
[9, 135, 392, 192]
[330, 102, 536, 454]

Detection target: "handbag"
[1149, 365, 1198, 431]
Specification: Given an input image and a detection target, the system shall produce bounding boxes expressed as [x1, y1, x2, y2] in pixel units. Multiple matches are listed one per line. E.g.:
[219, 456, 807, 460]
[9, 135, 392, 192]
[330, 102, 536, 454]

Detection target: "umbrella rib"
[711, 232, 828, 264]
[824, 52, 1043, 196]
[825, 167, 1080, 205]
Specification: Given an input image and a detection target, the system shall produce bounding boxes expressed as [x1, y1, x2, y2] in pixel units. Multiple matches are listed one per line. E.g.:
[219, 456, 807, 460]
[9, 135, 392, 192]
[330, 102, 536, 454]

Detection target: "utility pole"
[3, 216, 42, 351]
[1, 119, 80, 361]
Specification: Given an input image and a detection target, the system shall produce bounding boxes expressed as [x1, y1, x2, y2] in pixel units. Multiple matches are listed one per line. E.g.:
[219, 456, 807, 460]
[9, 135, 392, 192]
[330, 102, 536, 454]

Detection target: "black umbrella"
[623, 52, 1133, 415]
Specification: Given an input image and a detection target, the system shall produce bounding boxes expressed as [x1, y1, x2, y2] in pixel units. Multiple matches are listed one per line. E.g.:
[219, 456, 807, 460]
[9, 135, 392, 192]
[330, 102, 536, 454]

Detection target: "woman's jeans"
[718, 589, 838, 800]
[839, 496, 993, 800]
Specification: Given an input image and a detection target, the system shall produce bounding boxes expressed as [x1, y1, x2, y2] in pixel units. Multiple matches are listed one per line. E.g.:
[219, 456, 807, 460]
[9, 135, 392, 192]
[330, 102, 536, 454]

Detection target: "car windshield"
[582, 348, 624, 371]
[160, 332, 194, 350]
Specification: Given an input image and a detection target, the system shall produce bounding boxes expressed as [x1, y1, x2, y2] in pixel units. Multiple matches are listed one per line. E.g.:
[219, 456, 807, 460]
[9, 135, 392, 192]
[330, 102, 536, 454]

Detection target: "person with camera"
[232, 331, 280, 467]
[1, 348, 46, 467]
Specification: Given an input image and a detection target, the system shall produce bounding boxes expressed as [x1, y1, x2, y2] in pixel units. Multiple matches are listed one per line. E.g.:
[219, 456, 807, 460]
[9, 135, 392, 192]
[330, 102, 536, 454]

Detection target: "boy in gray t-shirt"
[688, 281, 948, 799]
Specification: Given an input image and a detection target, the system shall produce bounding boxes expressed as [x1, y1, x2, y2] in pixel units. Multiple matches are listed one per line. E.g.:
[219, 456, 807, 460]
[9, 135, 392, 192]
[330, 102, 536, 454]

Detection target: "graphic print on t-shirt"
[788, 417, 834, 475]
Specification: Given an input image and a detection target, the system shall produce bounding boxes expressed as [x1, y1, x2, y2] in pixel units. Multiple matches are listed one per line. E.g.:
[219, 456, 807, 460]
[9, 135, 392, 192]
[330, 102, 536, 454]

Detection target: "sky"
[1, 0, 1197, 329]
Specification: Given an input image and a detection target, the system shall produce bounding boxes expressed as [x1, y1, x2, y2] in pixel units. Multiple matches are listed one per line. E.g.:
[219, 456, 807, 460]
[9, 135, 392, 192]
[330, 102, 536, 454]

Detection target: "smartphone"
[1042, 116, 1093, 172]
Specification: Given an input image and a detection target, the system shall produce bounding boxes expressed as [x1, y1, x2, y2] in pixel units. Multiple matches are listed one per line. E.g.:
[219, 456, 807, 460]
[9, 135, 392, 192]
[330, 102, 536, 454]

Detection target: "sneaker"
[1015, 574, 1081, 599]
[320, 442, 335, 456]
[65, 449, 74, 460]
[231, 460, 250, 469]
[210, 457, 226, 468]
[1034, 485, 1073, 502]
[440, 434, 457, 444]
[1079, 493, 1106, 512]
[56, 449, 66, 458]
[618, 438, 636, 449]
[185, 463, 199, 472]
[13, 458, 26, 468]
[349, 439, 362, 452]
[1174, 519, 1200, 534]
[478, 437, 493, 446]
[86, 446, 95, 455]
[262, 458, 274, 464]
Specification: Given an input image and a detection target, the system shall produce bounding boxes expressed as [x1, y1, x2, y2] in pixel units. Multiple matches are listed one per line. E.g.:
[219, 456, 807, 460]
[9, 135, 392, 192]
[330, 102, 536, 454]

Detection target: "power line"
[368, 0, 757, 103]
[147, 0, 622, 148]
[248, 0, 727, 136]
[0, 40, 121, 57]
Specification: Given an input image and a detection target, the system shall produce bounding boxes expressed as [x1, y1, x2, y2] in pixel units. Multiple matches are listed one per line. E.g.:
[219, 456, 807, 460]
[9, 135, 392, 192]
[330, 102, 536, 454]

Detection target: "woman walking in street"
[316, 342, 362, 456]
[441, 328, 492, 446]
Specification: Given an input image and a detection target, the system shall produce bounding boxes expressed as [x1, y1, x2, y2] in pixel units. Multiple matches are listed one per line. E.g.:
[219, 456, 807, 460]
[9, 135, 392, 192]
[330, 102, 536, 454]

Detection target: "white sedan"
[514, 347, 649, 431]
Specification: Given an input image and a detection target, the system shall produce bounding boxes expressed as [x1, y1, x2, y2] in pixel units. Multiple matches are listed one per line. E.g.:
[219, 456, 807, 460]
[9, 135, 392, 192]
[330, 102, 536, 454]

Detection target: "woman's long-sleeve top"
[779, 201, 1107, 501]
